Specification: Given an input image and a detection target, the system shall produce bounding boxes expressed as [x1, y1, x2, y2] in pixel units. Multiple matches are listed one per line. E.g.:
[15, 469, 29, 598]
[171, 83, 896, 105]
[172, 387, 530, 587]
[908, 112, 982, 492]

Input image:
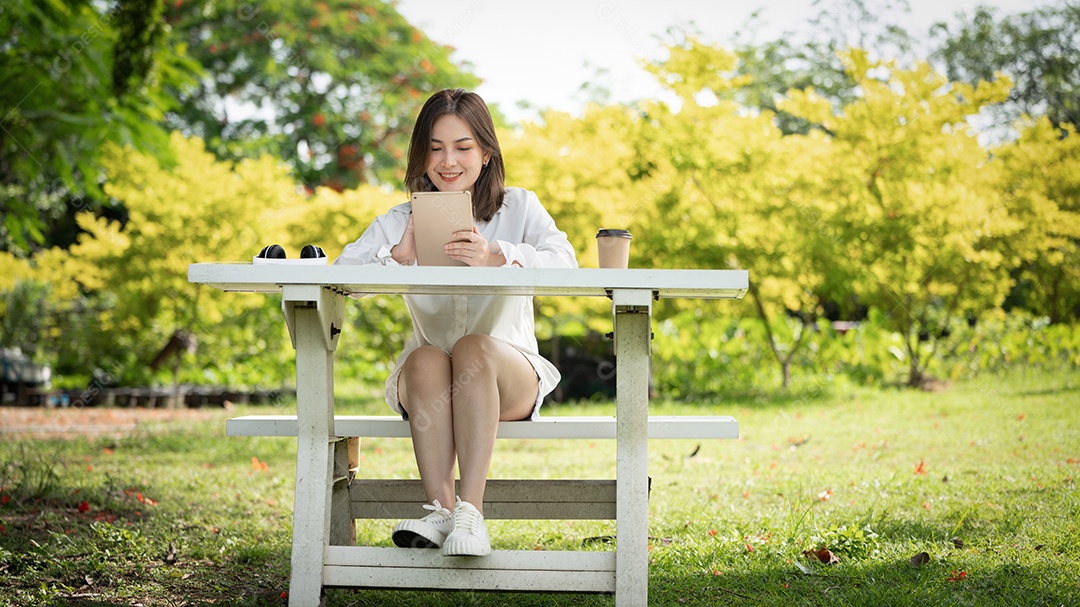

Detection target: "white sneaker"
[442, 497, 491, 556]
[392, 499, 452, 549]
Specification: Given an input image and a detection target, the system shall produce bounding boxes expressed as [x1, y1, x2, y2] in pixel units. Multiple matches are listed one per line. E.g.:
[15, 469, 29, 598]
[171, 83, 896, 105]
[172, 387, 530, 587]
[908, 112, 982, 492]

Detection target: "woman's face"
[426, 114, 490, 192]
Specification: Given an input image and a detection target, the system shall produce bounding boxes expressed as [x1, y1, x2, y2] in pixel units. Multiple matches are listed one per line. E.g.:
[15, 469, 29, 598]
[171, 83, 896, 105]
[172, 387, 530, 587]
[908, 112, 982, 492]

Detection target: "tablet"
[411, 191, 474, 266]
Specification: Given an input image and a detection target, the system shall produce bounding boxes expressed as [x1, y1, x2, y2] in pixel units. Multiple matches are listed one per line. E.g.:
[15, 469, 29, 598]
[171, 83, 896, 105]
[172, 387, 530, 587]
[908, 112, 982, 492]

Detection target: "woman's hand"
[390, 214, 418, 264]
[445, 227, 506, 267]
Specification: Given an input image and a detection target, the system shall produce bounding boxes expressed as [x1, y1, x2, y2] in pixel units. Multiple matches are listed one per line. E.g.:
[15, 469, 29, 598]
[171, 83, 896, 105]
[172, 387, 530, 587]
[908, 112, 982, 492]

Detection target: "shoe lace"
[421, 499, 450, 522]
[452, 502, 483, 533]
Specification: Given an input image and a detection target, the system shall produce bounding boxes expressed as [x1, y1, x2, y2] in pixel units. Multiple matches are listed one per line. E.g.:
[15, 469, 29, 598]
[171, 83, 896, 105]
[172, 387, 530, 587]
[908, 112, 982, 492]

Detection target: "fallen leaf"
[686, 444, 701, 458]
[915, 459, 927, 475]
[910, 552, 930, 568]
[165, 542, 178, 565]
[946, 570, 968, 582]
[803, 548, 839, 564]
[951, 537, 965, 548]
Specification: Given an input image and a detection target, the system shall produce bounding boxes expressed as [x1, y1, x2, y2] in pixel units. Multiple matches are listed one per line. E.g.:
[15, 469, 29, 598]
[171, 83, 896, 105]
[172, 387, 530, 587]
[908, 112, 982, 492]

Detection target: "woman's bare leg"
[398, 346, 456, 507]
[449, 334, 539, 512]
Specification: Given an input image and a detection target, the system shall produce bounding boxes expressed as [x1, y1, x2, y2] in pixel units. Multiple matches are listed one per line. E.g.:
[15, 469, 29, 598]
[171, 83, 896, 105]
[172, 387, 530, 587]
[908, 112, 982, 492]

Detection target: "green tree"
[931, 2, 1080, 132]
[161, 0, 480, 191]
[726, 0, 918, 134]
[0, 0, 198, 254]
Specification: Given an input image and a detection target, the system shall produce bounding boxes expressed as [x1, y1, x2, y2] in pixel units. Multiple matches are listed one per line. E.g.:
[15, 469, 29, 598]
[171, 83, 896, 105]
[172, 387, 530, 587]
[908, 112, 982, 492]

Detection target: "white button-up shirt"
[334, 187, 578, 418]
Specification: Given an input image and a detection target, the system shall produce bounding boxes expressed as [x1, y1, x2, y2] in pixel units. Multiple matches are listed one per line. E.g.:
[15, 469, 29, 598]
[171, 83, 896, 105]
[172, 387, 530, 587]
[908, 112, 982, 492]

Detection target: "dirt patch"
[0, 405, 231, 439]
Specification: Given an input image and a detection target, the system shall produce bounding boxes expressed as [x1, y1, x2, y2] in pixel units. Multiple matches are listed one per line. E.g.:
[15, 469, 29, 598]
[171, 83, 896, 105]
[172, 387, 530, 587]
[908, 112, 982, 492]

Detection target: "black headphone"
[256, 244, 325, 259]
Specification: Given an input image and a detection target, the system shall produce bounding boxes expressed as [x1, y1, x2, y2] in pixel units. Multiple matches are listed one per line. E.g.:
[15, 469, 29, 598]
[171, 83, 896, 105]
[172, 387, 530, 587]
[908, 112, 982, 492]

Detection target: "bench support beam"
[612, 288, 652, 606]
[284, 287, 343, 607]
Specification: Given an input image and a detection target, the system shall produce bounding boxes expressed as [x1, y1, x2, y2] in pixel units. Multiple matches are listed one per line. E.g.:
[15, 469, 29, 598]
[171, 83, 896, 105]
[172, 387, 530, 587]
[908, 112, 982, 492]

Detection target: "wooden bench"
[190, 264, 749, 605]
[227, 414, 739, 592]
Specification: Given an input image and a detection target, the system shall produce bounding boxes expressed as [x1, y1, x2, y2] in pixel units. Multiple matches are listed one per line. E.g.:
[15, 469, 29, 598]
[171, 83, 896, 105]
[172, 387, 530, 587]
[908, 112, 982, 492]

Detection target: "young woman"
[334, 89, 577, 556]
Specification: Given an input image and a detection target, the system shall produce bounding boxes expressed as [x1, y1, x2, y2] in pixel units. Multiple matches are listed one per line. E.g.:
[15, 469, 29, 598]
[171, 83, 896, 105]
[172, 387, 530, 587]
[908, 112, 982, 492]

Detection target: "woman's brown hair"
[404, 89, 506, 222]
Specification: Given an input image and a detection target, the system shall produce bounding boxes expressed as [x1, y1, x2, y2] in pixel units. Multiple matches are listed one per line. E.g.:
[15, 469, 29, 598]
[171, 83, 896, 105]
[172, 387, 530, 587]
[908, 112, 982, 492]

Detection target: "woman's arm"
[334, 204, 413, 266]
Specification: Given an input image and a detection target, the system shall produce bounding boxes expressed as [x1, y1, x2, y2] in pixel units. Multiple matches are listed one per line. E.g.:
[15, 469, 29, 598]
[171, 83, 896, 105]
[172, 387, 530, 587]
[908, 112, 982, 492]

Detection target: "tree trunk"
[749, 284, 808, 389]
[903, 323, 926, 388]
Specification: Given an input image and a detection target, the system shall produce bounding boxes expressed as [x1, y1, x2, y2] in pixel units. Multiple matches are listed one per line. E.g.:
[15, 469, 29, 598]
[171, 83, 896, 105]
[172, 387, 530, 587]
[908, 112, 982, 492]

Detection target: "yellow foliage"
[278, 184, 404, 259]
[644, 36, 749, 101]
[991, 118, 1080, 320]
[0, 252, 29, 291]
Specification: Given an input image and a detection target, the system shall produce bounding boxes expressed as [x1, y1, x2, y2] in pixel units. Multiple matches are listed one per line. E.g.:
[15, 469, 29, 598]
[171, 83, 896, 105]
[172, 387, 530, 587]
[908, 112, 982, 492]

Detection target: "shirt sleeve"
[334, 204, 413, 267]
[491, 191, 578, 269]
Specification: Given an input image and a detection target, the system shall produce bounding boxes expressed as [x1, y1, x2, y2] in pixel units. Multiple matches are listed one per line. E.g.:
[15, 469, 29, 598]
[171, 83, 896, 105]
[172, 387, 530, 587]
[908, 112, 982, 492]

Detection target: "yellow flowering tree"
[991, 118, 1080, 324]
[779, 50, 1015, 386]
[631, 38, 849, 387]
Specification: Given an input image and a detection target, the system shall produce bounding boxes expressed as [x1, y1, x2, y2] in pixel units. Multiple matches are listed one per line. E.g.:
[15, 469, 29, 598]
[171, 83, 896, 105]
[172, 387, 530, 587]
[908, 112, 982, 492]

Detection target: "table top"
[188, 263, 748, 299]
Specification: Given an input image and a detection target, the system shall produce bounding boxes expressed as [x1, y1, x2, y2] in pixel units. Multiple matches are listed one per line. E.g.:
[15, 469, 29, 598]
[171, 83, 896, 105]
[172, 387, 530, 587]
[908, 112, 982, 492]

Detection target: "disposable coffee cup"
[596, 229, 632, 268]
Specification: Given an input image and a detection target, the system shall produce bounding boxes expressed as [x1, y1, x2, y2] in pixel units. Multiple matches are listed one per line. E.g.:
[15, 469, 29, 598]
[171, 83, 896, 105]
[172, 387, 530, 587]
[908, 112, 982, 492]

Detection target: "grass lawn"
[1, 368, 1078, 606]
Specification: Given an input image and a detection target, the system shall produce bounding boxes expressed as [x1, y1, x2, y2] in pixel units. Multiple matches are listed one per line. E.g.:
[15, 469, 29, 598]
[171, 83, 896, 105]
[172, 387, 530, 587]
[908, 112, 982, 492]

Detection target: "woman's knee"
[399, 346, 452, 412]
[451, 334, 498, 364]
[402, 345, 451, 376]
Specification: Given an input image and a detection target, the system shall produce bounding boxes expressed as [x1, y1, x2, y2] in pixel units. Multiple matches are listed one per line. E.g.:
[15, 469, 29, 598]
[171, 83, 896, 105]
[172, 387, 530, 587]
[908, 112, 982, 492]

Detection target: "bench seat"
[226, 414, 739, 440]
[227, 414, 738, 522]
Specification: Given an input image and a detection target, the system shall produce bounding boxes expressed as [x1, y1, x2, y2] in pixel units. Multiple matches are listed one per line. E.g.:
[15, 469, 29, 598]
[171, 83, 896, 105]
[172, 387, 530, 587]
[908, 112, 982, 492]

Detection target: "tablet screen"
[411, 191, 474, 266]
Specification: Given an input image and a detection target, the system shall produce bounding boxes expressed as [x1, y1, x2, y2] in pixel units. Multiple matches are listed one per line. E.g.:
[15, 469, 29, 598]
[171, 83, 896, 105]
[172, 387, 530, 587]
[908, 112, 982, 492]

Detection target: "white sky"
[396, 0, 1038, 123]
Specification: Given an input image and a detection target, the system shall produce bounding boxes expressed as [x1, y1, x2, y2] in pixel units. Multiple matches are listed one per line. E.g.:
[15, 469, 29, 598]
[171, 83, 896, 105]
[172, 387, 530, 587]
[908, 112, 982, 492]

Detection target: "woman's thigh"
[451, 334, 539, 421]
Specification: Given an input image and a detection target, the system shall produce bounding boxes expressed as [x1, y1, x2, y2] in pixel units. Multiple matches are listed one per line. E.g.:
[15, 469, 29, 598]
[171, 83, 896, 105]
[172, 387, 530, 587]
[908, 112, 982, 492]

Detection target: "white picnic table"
[188, 263, 747, 606]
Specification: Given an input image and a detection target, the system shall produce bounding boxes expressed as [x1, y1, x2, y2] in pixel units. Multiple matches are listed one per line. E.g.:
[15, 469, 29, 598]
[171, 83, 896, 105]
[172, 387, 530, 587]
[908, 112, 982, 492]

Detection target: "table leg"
[612, 289, 652, 607]
[288, 305, 336, 607]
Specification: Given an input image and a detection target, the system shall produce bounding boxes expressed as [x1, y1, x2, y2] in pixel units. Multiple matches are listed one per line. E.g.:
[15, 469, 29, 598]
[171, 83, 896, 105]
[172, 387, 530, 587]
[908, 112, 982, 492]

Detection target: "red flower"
[78, 501, 90, 513]
[914, 459, 927, 475]
[947, 570, 968, 582]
